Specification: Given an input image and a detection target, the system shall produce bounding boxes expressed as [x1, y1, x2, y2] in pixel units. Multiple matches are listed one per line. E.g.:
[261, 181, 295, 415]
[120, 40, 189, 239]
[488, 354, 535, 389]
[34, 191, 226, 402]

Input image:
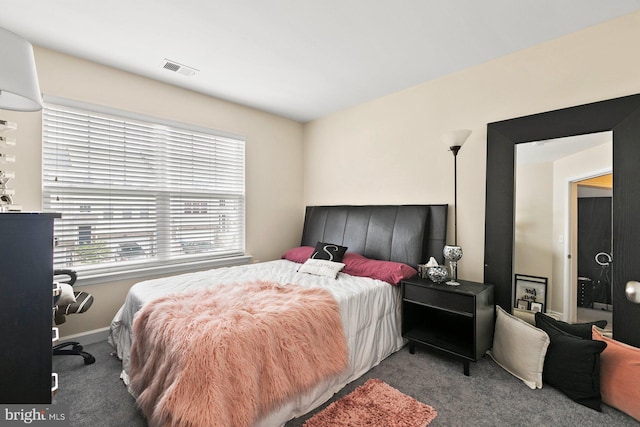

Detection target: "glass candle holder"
[426, 265, 449, 283]
[443, 245, 463, 286]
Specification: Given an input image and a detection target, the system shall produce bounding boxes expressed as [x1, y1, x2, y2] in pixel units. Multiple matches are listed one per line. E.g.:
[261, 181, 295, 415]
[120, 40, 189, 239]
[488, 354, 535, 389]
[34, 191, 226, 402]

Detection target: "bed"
[109, 204, 447, 427]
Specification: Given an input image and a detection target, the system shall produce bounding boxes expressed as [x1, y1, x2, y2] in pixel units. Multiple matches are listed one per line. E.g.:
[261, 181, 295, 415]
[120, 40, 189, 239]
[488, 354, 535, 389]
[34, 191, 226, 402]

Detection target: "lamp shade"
[0, 27, 42, 111]
[443, 129, 471, 149]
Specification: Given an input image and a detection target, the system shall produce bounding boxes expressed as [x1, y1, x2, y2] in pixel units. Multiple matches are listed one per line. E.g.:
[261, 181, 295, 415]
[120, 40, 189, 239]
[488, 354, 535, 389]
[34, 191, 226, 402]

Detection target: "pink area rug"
[303, 378, 437, 427]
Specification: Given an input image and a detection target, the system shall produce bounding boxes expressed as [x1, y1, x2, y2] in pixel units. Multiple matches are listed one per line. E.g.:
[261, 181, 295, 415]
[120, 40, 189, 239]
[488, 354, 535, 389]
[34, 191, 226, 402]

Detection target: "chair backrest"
[54, 269, 77, 286]
[53, 269, 93, 325]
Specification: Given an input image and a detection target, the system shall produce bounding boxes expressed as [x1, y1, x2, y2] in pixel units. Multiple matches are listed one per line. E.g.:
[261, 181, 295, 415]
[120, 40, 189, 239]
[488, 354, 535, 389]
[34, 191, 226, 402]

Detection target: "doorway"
[572, 173, 613, 328]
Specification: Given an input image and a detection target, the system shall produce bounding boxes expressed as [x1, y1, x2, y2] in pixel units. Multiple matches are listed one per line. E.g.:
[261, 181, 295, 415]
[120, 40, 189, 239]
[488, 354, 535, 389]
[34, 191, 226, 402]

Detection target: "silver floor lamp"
[443, 129, 471, 286]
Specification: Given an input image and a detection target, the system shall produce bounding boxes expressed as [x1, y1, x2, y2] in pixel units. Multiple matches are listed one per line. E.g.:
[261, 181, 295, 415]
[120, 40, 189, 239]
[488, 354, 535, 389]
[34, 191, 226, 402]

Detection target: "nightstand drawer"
[404, 284, 474, 314]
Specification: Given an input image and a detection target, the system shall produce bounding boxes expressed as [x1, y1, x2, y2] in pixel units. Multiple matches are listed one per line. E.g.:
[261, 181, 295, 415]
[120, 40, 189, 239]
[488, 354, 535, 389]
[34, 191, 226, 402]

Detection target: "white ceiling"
[517, 132, 612, 165]
[1, 1, 640, 122]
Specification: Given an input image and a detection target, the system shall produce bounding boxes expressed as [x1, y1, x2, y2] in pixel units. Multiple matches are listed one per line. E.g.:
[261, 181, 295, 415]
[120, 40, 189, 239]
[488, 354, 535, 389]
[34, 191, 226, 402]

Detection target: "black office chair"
[53, 269, 96, 365]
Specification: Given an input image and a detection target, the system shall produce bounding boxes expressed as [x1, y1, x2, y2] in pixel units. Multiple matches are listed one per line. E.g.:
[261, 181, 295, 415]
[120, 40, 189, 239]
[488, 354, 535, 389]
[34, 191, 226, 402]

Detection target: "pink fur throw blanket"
[129, 281, 348, 427]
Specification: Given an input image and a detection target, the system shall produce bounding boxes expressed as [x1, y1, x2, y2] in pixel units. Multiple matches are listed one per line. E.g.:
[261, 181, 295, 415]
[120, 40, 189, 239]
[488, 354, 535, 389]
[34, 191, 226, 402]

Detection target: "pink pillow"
[592, 326, 640, 421]
[281, 246, 314, 263]
[342, 252, 417, 285]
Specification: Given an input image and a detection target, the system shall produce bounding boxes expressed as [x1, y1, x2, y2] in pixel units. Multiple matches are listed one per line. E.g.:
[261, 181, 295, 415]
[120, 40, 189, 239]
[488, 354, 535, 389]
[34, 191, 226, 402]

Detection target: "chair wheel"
[84, 355, 96, 365]
[72, 344, 83, 351]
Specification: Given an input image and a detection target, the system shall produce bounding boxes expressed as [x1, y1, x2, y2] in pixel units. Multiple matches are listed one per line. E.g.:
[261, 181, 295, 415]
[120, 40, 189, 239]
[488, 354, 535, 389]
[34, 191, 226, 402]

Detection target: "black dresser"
[0, 213, 59, 403]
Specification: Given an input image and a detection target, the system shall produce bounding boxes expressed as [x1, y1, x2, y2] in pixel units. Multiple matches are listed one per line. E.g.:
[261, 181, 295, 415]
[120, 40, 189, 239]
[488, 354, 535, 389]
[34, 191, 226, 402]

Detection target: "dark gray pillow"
[535, 312, 606, 339]
[311, 242, 347, 262]
[535, 317, 607, 411]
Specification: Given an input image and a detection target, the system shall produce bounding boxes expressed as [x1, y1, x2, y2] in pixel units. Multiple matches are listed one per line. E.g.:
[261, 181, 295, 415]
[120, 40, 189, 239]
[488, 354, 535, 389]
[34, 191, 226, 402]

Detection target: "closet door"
[0, 213, 57, 403]
[577, 197, 612, 306]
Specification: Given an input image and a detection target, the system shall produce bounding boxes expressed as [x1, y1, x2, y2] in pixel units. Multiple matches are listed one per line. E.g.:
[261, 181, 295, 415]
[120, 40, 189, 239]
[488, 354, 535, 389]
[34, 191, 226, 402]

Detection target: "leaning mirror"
[484, 93, 640, 347]
[514, 132, 611, 325]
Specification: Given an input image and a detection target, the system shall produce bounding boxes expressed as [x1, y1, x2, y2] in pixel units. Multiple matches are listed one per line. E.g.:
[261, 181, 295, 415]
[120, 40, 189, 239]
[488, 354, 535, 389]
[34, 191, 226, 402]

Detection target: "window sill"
[74, 255, 253, 287]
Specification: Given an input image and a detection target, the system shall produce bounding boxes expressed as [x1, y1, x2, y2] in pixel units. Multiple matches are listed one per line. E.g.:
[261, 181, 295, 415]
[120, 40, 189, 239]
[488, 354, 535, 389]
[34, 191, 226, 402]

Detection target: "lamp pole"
[450, 145, 461, 246]
[442, 129, 469, 286]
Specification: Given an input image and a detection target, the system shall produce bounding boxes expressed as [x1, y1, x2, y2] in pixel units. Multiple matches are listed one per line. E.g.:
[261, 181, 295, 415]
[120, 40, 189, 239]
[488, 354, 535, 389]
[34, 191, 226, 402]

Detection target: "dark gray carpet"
[53, 340, 637, 426]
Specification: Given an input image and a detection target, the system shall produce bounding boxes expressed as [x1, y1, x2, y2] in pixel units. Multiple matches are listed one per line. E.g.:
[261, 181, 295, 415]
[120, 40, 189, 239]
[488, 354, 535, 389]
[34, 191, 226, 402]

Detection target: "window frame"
[42, 96, 250, 286]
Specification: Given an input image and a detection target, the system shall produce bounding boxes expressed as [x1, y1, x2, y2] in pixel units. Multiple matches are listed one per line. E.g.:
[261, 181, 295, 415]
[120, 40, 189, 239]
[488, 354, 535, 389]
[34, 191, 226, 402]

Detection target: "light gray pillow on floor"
[488, 305, 550, 389]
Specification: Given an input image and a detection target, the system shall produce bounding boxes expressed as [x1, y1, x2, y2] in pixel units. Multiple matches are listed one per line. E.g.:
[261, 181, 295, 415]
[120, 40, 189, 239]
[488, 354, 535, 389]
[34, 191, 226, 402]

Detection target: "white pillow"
[297, 258, 345, 279]
[513, 308, 561, 325]
[56, 282, 77, 306]
[488, 306, 550, 389]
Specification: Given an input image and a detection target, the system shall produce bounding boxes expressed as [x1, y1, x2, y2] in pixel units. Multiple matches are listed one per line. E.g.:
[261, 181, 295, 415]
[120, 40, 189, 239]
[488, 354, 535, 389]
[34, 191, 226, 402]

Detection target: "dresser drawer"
[404, 283, 474, 314]
[51, 373, 59, 397]
[52, 327, 59, 347]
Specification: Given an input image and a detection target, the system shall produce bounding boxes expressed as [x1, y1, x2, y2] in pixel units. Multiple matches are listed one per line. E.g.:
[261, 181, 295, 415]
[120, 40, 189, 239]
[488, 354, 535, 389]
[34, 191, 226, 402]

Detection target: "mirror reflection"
[514, 131, 612, 329]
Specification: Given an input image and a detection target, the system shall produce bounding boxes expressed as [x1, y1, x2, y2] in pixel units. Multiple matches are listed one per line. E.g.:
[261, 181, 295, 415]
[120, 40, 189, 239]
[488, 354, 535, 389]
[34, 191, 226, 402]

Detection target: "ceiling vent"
[160, 59, 198, 76]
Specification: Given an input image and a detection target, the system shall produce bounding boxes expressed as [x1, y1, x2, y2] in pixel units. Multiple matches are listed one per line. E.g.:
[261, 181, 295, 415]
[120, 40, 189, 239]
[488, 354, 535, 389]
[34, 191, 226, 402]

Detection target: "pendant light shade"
[0, 27, 42, 112]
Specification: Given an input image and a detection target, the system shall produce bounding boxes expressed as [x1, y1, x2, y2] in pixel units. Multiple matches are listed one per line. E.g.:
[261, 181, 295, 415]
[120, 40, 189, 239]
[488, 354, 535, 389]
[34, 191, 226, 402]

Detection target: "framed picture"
[516, 299, 530, 310]
[514, 274, 548, 312]
[530, 302, 544, 313]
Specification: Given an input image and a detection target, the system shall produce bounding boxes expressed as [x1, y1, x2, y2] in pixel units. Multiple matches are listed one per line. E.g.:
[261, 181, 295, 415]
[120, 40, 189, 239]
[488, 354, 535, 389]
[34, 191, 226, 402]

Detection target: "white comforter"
[109, 259, 405, 426]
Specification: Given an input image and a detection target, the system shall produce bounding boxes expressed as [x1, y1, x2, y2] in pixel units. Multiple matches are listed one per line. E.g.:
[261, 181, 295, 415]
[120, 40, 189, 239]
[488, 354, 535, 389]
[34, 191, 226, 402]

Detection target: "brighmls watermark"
[1, 405, 69, 426]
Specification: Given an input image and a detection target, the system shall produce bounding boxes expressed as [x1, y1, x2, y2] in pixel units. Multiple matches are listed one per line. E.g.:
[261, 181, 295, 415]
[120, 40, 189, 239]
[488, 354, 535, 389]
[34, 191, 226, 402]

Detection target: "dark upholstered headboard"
[301, 205, 448, 268]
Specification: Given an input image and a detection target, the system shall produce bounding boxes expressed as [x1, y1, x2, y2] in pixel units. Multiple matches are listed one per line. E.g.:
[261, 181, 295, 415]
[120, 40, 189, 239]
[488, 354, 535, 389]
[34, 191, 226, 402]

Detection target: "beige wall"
[514, 162, 554, 288]
[1, 48, 304, 337]
[302, 11, 640, 289]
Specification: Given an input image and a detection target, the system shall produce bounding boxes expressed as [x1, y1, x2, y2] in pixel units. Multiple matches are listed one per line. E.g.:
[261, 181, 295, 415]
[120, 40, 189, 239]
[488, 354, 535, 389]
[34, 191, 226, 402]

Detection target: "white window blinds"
[42, 102, 245, 277]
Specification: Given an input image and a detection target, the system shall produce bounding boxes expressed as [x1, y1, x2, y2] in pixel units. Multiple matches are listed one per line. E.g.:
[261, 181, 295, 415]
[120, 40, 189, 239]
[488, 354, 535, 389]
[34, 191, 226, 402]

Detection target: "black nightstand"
[401, 277, 494, 376]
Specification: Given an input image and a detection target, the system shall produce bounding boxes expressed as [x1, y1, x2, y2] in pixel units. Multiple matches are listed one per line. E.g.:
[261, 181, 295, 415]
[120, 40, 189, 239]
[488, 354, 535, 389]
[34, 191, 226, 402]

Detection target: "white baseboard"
[546, 310, 564, 320]
[592, 302, 613, 311]
[58, 327, 110, 347]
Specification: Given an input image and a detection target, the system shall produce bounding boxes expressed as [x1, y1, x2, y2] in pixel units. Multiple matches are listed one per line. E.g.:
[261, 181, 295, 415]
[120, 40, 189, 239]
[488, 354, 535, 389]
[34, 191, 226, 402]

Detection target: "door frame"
[565, 168, 612, 323]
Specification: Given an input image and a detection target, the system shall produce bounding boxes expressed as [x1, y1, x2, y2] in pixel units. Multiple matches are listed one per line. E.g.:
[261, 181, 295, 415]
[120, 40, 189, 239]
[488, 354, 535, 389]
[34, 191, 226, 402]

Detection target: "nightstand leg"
[463, 361, 470, 376]
[409, 342, 415, 354]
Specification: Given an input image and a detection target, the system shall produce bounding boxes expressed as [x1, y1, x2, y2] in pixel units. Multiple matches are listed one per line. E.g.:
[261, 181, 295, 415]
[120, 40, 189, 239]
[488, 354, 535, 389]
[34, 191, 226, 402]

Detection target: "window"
[42, 101, 245, 280]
